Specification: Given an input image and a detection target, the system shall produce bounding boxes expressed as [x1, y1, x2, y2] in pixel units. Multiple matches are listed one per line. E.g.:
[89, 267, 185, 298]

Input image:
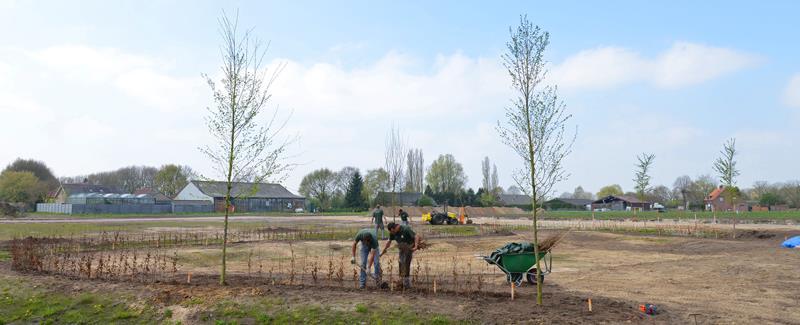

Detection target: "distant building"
[704, 185, 748, 212]
[544, 198, 592, 211]
[133, 188, 172, 204]
[374, 192, 426, 206]
[174, 180, 305, 212]
[53, 183, 121, 204]
[498, 194, 533, 207]
[591, 195, 651, 211]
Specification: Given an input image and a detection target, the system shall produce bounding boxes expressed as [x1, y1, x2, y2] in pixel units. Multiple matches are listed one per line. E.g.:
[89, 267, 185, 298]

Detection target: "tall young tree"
[633, 153, 655, 202]
[496, 15, 575, 305]
[201, 13, 293, 285]
[481, 156, 491, 191]
[714, 138, 740, 187]
[491, 164, 500, 193]
[404, 149, 424, 193]
[384, 125, 406, 220]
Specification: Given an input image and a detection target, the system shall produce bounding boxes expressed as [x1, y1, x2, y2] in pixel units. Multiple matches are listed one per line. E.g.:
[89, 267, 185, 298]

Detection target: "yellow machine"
[421, 207, 471, 225]
[422, 211, 458, 225]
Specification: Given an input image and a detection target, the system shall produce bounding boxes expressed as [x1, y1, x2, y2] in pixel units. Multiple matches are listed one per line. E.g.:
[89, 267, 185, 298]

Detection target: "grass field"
[26, 211, 369, 219]
[543, 210, 800, 220]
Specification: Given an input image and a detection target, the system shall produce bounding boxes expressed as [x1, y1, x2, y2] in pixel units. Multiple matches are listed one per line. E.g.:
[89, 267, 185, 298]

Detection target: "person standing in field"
[351, 228, 381, 289]
[381, 222, 421, 289]
[372, 205, 385, 239]
[398, 208, 410, 227]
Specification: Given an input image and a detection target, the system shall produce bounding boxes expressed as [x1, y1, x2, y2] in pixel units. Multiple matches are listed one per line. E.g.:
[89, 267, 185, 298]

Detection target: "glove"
[350, 258, 356, 265]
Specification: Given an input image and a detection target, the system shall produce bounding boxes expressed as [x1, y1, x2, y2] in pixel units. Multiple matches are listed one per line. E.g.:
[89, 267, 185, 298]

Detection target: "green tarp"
[487, 242, 534, 263]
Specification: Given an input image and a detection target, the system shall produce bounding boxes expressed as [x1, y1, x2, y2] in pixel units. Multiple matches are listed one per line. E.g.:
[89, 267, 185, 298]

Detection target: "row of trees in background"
[298, 153, 516, 211]
[0, 158, 198, 209]
[61, 164, 197, 197]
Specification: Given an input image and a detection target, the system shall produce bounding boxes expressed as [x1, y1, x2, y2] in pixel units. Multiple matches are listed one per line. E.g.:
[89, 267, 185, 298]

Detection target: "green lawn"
[203, 298, 458, 325]
[0, 275, 163, 324]
[0, 274, 459, 325]
[26, 211, 367, 220]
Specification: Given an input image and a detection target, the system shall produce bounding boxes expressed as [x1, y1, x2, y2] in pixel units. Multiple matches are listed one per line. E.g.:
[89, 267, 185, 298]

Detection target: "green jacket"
[354, 228, 379, 249]
[389, 225, 416, 245]
[399, 211, 409, 221]
[372, 208, 384, 224]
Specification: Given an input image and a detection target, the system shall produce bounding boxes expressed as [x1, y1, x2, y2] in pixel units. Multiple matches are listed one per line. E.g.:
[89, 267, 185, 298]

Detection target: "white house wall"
[174, 182, 213, 202]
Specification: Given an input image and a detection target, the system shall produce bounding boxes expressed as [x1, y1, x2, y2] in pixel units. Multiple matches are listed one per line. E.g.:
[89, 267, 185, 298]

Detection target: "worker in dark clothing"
[371, 205, 385, 239]
[381, 222, 421, 288]
[398, 208, 410, 226]
[351, 228, 381, 289]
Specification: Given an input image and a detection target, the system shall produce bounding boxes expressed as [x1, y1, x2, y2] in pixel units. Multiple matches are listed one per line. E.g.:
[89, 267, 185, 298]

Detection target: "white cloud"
[551, 41, 758, 90]
[31, 45, 203, 112]
[271, 51, 508, 120]
[784, 74, 800, 108]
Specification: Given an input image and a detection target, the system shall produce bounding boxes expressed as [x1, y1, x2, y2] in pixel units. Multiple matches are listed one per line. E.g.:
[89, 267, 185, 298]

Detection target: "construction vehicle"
[421, 206, 472, 225]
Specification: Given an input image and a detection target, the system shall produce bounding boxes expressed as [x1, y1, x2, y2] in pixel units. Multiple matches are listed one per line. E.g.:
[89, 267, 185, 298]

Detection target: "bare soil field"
[2, 215, 798, 324]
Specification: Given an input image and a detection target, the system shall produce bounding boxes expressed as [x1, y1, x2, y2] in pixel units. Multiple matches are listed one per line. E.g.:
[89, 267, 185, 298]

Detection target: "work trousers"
[397, 243, 414, 288]
[359, 243, 381, 287]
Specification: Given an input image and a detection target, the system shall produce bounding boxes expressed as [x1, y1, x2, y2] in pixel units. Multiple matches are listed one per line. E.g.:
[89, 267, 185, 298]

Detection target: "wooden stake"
[187, 272, 192, 284]
[433, 279, 437, 294]
[588, 298, 592, 312]
[511, 282, 515, 300]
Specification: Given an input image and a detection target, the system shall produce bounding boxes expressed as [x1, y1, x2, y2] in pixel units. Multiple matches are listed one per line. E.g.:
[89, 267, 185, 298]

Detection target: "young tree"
[384, 125, 406, 220]
[496, 16, 575, 305]
[714, 138, 740, 187]
[344, 170, 367, 210]
[200, 13, 293, 285]
[633, 153, 655, 202]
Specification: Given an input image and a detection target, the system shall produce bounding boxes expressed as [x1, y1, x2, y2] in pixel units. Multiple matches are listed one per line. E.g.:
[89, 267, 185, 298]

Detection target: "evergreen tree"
[344, 171, 367, 210]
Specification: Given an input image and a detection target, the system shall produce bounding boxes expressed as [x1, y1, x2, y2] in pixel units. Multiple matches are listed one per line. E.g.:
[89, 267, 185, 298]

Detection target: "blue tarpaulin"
[782, 236, 800, 248]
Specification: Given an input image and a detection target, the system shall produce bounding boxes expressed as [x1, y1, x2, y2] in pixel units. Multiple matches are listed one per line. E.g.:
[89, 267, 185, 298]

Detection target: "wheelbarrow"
[478, 249, 552, 287]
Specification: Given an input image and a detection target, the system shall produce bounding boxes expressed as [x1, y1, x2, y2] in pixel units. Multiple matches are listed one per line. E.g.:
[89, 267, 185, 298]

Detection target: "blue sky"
[1, 0, 799, 196]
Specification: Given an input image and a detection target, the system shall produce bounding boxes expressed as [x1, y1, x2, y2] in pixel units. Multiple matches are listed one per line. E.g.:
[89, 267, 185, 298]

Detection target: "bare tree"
[481, 156, 491, 191]
[201, 13, 293, 285]
[491, 164, 500, 193]
[384, 125, 406, 220]
[672, 175, 692, 210]
[713, 138, 740, 187]
[633, 153, 655, 202]
[405, 149, 424, 192]
[496, 15, 575, 305]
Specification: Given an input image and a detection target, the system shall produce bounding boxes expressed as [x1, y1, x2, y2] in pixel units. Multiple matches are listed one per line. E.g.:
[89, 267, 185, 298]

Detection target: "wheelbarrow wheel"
[526, 269, 544, 285]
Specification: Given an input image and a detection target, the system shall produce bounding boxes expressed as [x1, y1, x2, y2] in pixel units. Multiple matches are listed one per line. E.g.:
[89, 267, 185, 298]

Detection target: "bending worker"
[381, 222, 421, 289]
[351, 228, 381, 289]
